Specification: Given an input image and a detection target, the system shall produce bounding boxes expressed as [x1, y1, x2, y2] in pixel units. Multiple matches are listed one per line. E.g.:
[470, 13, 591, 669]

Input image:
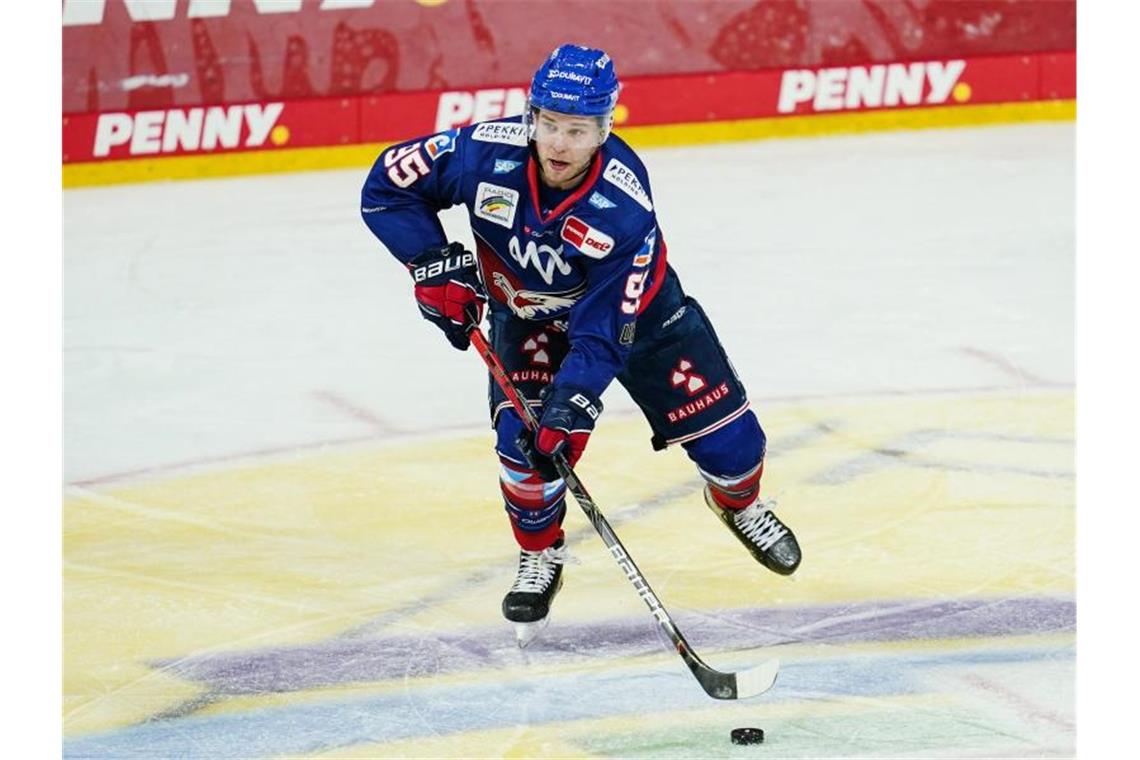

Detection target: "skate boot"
[502, 538, 572, 647]
[704, 487, 801, 575]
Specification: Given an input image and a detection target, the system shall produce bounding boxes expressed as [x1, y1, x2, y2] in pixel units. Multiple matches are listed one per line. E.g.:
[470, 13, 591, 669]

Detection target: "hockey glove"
[517, 384, 603, 481]
[408, 242, 486, 351]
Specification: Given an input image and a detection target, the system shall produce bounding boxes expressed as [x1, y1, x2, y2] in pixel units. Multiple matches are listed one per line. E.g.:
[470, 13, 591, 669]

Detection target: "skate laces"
[734, 499, 789, 551]
[510, 544, 577, 593]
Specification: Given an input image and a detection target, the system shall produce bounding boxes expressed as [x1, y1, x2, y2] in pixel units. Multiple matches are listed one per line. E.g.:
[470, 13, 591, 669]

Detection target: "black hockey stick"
[468, 326, 778, 700]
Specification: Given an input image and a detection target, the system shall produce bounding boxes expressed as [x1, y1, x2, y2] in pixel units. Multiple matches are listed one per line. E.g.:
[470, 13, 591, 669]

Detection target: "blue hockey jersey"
[361, 116, 670, 399]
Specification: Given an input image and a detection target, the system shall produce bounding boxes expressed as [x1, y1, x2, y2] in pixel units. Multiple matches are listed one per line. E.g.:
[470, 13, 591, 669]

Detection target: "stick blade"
[733, 658, 779, 699]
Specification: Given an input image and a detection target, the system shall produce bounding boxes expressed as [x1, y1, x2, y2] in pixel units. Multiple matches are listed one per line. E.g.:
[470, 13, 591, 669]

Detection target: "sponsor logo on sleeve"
[474, 182, 520, 228]
[560, 216, 615, 259]
[602, 159, 653, 211]
[471, 121, 529, 146]
[633, 229, 655, 267]
[423, 129, 458, 160]
[588, 191, 617, 210]
[493, 159, 523, 174]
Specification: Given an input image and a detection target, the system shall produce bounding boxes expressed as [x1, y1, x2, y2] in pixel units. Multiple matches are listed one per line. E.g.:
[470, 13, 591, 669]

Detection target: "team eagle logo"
[492, 272, 584, 319]
[474, 237, 585, 319]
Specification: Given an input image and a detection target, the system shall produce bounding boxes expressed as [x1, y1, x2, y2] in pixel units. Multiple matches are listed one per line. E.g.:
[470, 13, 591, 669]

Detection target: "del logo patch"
[561, 216, 615, 259]
[474, 182, 519, 228]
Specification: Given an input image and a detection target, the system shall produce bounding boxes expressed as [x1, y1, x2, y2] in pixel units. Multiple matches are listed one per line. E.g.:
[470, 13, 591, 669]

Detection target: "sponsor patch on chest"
[474, 182, 520, 228]
[493, 159, 523, 174]
[588, 191, 616, 210]
[560, 216, 615, 259]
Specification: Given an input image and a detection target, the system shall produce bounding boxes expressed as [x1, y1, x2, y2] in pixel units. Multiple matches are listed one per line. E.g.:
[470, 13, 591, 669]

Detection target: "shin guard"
[499, 457, 567, 551]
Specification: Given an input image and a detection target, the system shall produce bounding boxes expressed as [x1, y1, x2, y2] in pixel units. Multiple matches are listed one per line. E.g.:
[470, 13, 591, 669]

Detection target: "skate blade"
[513, 616, 550, 649]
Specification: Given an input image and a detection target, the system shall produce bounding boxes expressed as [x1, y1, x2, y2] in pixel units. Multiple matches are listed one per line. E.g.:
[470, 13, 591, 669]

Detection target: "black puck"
[731, 727, 764, 745]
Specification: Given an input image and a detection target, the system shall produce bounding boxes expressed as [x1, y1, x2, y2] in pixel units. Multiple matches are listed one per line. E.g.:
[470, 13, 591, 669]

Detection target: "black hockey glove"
[407, 242, 486, 351]
[516, 384, 603, 481]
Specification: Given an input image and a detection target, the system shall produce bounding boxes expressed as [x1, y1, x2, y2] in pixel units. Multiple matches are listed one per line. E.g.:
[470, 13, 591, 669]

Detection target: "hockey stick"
[468, 326, 778, 700]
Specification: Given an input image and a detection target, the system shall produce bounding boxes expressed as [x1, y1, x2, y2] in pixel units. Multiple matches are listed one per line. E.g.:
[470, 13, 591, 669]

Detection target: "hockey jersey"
[361, 116, 670, 399]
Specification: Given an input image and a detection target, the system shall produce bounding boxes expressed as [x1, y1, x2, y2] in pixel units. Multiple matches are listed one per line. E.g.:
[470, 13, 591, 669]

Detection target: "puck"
[731, 727, 764, 745]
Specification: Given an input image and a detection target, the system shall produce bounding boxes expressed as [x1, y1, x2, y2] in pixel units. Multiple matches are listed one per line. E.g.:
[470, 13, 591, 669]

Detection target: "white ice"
[63, 123, 1073, 484]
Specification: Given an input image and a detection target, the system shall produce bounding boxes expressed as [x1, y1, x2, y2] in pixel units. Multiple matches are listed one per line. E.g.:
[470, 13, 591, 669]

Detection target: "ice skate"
[502, 538, 571, 648]
[704, 487, 801, 575]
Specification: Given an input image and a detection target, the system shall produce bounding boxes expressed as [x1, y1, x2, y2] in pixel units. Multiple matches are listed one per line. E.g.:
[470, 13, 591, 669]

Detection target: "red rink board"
[63, 51, 1075, 165]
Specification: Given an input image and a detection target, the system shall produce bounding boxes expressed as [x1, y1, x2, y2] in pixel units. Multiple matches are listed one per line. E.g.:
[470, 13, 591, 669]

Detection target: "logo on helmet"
[529, 44, 620, 120]
[548, 70, 593, 84]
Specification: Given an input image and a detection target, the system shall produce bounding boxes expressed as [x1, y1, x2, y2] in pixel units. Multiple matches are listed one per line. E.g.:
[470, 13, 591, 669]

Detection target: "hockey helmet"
[526, 44, 621, 144]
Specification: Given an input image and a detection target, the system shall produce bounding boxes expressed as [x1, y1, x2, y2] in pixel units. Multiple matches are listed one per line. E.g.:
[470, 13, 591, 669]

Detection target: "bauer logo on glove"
[410, 249, 478, 283]
[407, 242, 486, 351]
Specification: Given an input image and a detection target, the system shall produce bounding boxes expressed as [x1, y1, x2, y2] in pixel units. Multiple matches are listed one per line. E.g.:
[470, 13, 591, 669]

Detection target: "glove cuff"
[540, 384, 603, 432]
[407, 242, 477, 283]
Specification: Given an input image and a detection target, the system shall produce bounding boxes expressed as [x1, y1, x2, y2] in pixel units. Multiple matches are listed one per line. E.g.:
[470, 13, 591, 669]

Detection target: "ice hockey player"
[361, 44, 801, 646]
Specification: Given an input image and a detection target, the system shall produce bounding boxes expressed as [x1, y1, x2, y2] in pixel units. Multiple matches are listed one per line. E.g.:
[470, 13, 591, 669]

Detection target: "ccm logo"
[561, 216, 614, 259]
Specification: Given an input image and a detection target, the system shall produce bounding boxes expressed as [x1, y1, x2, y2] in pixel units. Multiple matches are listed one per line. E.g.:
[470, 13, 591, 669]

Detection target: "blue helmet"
[527, 44, 620, 143]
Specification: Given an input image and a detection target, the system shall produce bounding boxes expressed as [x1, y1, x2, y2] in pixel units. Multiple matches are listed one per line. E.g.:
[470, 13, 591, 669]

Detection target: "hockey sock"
[700, 461, 764, 511]
[500, 457, 567, 550]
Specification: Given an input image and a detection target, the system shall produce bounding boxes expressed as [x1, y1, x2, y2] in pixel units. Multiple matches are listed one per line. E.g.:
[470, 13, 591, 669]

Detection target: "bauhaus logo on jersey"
[91, 103, 286, 157]
[777, 60, 968, 114]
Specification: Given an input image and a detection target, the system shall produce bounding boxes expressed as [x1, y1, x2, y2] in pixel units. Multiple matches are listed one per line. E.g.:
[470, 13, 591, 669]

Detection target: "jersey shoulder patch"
[602, 158, 653, 212]
[423, 129, 458, 160]
[471, 121, 528, 146]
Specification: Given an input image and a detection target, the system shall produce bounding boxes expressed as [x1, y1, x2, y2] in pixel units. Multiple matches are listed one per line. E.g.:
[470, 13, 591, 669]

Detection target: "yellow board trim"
[62, 99, 1075, 189]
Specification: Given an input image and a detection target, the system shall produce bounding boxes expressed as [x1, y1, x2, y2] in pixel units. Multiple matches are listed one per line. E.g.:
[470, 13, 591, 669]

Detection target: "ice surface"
[63, 122, 1074, 758]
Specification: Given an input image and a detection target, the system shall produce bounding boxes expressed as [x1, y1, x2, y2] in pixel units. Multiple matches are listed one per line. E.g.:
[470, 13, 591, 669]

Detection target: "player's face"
[532, 109, 603, 190]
